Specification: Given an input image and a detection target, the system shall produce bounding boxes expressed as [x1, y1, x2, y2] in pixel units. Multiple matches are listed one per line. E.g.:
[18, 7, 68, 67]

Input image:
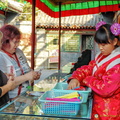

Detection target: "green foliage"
[18, 2, 32, 21]
[14, 0, 27, 4]
[15, 1, 39, 21]
[0, 1, 8, 10]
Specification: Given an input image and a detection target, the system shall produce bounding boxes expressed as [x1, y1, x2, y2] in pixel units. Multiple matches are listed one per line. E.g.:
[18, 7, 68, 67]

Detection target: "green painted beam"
[40, 0, 120, 12]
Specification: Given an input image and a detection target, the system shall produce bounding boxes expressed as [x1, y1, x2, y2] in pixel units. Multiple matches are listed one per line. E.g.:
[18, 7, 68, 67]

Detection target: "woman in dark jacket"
[0, 31, 16, 107]
[0, 70, 15, 107]
[69, 49, 91, 74]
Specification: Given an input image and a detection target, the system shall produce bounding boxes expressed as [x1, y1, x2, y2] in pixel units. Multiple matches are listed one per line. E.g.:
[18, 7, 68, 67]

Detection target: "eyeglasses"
[12, 40, 20, 45]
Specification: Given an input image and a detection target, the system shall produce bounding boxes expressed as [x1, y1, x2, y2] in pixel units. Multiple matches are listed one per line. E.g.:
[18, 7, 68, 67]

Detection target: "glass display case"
[0, 72, 92, 120]
[0, 91, 92, 120]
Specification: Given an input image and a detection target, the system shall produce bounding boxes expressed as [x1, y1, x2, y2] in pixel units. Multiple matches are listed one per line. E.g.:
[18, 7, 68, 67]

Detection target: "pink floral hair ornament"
[96, 21, 120, 36]
[95, 21, 106, 31]
[110, 23, 120, 36]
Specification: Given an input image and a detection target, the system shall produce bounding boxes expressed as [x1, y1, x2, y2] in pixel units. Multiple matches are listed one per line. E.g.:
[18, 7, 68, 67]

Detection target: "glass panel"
[0, 73, 92, 119]
[0, 91, 92, 120]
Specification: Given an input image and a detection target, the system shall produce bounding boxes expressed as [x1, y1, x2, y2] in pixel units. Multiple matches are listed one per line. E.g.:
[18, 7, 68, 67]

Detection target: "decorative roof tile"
[36, 11, 103, 29]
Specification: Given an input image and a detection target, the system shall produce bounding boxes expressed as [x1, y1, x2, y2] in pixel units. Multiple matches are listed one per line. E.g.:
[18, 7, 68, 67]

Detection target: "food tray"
[52, 82, 91, 103]
[38, 90, 82, 115]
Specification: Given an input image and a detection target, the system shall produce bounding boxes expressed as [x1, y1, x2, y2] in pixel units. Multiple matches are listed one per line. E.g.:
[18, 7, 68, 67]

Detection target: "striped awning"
[26, 0, 120, 18]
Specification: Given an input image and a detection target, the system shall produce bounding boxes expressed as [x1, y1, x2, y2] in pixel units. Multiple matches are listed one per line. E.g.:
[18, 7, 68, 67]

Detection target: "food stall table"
[0, 91, 92, 120]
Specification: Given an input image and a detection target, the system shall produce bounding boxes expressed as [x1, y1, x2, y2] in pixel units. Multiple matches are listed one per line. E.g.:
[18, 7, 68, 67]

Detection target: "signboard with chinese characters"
[62, 34, 81, 52]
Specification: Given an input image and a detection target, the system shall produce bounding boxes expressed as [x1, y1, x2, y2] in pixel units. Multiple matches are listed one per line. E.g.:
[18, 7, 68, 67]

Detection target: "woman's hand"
[24, 71, 41, 81]
[67, 79, 80, 90]
[7, 74, 16, 90]
[32, 71, 41, 80]
[5, 73, 14, 80]
[0, 74, 16, 97]
[14, 71, 41, 86]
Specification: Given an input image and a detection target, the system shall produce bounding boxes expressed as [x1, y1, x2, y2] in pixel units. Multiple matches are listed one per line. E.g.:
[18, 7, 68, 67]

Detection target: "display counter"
[0, 72, 92, 120]
[0, 91, 92, 120]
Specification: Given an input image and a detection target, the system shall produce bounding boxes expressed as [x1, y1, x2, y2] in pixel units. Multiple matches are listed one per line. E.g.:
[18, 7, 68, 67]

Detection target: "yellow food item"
[56, 92, 79, 99]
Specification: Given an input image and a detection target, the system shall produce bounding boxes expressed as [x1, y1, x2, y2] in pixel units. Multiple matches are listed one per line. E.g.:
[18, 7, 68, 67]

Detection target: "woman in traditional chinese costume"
[67, 21, 120, 120]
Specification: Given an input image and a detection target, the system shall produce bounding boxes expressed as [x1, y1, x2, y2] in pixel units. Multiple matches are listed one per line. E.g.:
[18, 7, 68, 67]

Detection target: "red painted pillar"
[58, 2, 61, 82]
[31, 0, 36, 87]
[31, 0, 36, 70]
